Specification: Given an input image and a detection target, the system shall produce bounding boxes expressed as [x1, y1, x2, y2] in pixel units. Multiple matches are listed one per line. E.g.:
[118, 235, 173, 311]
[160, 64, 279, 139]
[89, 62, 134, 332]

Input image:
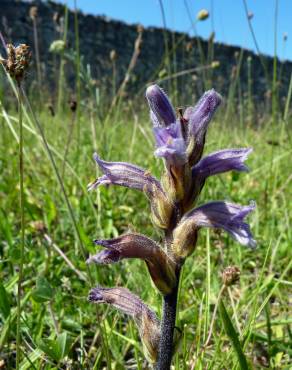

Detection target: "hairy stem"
[156, 269, 180, 370]
[16, 82, 24, 369]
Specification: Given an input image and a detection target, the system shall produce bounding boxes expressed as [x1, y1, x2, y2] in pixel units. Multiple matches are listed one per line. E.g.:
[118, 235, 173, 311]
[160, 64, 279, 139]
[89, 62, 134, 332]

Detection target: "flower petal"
[88, 153, 174, 229]
[146, 84, 176, 127]
[192, 148, 252, 179]
[153, 122, 187, 167]
[88, 153, 161, 192]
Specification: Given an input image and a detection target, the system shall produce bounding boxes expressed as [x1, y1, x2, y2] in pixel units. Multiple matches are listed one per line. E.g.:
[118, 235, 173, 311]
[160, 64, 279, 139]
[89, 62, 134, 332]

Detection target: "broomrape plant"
[87, 85, 256, 369]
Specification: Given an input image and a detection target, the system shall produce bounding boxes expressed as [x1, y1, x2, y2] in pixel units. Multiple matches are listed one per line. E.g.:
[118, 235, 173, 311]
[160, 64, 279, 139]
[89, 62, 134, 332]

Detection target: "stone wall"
[1, 0, 291, 106]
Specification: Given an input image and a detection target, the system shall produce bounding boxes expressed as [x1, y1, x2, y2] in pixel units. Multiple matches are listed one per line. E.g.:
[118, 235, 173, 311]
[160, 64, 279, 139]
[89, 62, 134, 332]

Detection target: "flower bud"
[146, 84, 176, 127]
[185, 89, 222, 165]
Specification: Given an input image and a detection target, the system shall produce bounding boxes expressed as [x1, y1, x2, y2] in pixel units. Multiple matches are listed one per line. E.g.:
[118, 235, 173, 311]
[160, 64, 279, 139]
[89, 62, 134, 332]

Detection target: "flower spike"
[87, 233, 177, 294]
[88, 286, 160, 363]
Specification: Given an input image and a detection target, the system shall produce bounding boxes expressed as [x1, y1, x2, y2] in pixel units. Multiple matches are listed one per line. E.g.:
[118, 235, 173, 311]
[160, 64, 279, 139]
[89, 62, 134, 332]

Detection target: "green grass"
[0, 80, 291, 369]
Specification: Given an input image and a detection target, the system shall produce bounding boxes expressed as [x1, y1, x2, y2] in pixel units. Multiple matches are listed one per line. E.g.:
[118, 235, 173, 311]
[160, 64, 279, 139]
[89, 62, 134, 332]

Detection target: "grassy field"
[0, 74, 291, 369]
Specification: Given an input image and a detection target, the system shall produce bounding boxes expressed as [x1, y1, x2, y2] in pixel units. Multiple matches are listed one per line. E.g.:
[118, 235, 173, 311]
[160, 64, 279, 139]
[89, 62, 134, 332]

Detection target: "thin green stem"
[158, 0, 171, 93]
[16, 82, 24, 369]
[74, 0, 81, 170]
[272, 0, 279, 125]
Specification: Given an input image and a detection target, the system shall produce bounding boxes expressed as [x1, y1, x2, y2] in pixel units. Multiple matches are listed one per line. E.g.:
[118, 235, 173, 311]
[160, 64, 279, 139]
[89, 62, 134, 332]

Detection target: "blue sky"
[57, 0, 292, 61]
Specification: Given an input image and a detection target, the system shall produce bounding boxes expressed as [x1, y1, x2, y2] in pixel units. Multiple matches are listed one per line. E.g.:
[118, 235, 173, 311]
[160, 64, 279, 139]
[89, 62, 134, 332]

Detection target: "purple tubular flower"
[185, 89, 222, 164]
[87, 233, 176, 294]
[88, 286, 160, 363]
[88, 153, 174, 229]
[186, 201, 256, 247]
[146, 84, 176, 127]
[88, 286, 149, 317]
[153, 122, 187, 167]
[88, 153, 161, 193]
[186, 89, 222, 137]
[192, 148, 252, 180]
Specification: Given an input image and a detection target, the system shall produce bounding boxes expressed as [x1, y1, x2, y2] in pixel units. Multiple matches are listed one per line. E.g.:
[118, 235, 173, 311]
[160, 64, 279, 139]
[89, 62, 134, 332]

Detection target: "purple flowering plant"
[87, 85, 255, 369]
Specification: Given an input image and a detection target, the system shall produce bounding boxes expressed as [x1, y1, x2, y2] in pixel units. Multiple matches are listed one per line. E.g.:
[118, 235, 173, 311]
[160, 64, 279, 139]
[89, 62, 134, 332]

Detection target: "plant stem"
[156, 270, 180, 370]
[32, 17, 42, 104]
[16, 82, 24, 369]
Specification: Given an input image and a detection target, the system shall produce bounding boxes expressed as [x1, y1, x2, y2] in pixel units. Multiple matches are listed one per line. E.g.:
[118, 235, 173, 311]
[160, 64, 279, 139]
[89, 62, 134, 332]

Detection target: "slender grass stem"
[16, 82, 24, 370]
[74, 0, 81, 171]
[272, 0, 279, 125]
[32, 17, 42, 104]
[158, 0, 171, 93]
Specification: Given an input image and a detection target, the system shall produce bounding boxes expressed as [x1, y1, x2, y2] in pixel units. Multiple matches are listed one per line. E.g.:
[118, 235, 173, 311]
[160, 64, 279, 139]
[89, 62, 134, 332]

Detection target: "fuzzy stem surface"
[156, 269, 180, 370]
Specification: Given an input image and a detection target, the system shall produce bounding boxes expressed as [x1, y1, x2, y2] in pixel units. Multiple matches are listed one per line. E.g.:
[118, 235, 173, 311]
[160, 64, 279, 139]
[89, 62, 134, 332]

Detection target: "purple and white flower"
[87, 233, 176, 294]
[192, 148, 252, 179]
[88, 153, 161, 193]
[179, 201, 256, 248]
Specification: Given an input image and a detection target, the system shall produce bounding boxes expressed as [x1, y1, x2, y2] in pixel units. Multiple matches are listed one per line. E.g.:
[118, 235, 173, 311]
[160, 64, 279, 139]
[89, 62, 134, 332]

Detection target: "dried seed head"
[222, 266, 240, 286]
[49, 40, 65, 54]
[211, 60, 220, 69]
[29, 6, 38, 20]
[30, 220, 46, 233]
[197, 9, 209, 21]
[0, 44, 31, 83]
[69, 98, 77, 112]
[53, 12, 60, 24]
[185, 41, 193, 52]
[109, 49, 117, 61]
[137, 24, 144, 34]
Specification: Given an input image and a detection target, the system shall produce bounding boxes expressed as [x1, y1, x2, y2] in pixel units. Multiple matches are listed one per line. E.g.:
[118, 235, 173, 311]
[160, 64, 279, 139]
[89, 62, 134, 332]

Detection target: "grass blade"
[219, 300, 249, 370]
